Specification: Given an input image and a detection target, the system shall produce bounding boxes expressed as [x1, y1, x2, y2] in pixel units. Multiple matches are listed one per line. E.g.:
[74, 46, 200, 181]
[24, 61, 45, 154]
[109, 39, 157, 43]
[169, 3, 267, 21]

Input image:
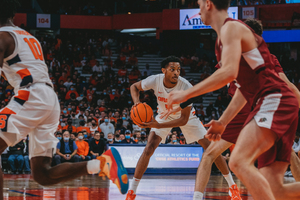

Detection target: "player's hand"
[131, 102, 141, 110]
[204, 120, 226, 141]
[167, 90, 187, 109]
[139, 116, 160, 129]
[160, 106, 182, 120]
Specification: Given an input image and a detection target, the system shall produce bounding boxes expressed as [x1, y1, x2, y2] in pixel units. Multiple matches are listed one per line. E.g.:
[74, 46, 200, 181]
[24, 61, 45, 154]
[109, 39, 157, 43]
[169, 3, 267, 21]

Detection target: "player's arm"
[279, 72, 300, 107]
[130, 81, 144, 105]
[167, 22, 241, 107]
[205, 89, 247, 141]
[139, 106, 191, 129]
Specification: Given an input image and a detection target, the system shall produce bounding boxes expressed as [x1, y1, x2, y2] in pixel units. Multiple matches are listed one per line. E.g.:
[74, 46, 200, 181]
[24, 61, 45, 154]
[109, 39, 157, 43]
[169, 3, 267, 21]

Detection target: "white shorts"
[0, 83, 60, 159]
[151, 115, 206, 144]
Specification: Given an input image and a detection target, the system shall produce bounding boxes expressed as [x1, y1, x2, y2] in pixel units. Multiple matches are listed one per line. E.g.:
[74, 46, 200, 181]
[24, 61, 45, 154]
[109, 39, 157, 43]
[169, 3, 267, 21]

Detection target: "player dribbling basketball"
[125, 56, 241, 200]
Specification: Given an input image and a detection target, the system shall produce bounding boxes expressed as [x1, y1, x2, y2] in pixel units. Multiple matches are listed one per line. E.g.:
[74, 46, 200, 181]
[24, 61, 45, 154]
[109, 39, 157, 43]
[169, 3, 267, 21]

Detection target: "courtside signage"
[180, 7, 238, 30]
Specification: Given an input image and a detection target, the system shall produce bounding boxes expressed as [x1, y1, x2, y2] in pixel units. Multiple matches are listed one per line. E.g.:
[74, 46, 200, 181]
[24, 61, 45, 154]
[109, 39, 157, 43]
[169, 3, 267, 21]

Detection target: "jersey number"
[0, 115, 7, 129]
[24, 38, 44, 61]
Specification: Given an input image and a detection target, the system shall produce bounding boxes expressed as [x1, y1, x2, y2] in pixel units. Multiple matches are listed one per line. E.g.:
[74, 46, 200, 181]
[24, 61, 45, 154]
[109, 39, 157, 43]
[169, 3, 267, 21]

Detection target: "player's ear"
[161, 68, 166, 74]
[206, 0, 212, 10]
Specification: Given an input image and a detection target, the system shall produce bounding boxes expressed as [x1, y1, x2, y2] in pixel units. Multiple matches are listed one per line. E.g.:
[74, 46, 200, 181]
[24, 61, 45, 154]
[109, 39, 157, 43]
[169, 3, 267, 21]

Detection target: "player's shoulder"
[220, 21, 246, 39]
[178, 76, 192, 86]
[143, 74, 162, 81]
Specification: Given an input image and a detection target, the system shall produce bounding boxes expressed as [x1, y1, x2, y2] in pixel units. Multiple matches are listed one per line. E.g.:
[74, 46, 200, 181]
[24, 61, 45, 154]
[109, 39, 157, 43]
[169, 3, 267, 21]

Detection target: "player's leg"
[229, 119, 276, 200]
[126, 131, 162, 199]
[194, 139, 232, 199]
[290, 149, 300, 181]
[0, 138, 8, 200]
[259, 161, 300, 200]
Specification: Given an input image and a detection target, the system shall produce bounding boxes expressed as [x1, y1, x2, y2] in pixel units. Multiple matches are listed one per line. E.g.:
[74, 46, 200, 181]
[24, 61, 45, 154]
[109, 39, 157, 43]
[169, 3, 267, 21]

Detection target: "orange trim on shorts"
[16, 69, 31, 79]
[0, 108, 16, 115]
[15, 90, 30, 101]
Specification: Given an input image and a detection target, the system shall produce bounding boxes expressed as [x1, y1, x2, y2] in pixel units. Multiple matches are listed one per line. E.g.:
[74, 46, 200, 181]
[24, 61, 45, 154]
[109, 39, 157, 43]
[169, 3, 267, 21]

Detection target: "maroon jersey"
[215, 18, 289, 108]
[271, 54, 283, 74]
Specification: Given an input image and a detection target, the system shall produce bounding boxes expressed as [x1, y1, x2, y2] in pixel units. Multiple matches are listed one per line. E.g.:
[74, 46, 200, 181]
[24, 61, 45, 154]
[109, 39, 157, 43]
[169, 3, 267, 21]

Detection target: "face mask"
[141, 136, 146, 140]
[68, 121, 72, 125]
[80, 104, 83, 106]
[78, 136, 83, 140]
[172, 140, 177, 143]
[57, 137, 62, 140]
[125, 135, 131, 139]
[128, 101, 131, 104]
[104, 119, 109, 123]
[60, 119, 63, 122]
[122, 89, 125, 91]
[133, 135, 136, 138]
[92, 123, 96, 126]
[64, 137, 70, 141]
[112, 92, 115, 95]
[82, 81, 85, 83]
[107, 139, 113, 142]
[71, 114, 75, 117]
[115, 134, 120, 138]
[122, 117, 126, 120]
[63, 110, 67, 114]
[100, 135, 104, 138]
[71, 88, 74, 91]
[80, 94, 83, 97]
[103, 93, 106, 95]
[181, 138, 185, 141]
[68, 108, 72, 111]
[84, 134, 88, 138]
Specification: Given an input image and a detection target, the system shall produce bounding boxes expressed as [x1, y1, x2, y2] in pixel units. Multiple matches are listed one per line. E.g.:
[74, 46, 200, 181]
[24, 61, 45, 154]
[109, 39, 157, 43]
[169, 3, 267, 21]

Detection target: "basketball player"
[166, 0, 300, 199]
[162, 18, 300, 200]
[0, 1, 128, 198]
[125, 56, 241, 200]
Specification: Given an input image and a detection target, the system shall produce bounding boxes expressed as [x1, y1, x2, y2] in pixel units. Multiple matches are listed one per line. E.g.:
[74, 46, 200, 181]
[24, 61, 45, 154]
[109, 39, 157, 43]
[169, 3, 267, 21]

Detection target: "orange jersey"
[75, 140, 89, 156]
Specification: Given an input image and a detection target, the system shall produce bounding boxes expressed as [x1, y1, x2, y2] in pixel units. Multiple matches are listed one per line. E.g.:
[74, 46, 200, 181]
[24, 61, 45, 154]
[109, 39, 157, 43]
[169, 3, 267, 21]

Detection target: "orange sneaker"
[229, 184, 242, 200]
[125, 190, 136, 200]
[97, 147, 129, 194]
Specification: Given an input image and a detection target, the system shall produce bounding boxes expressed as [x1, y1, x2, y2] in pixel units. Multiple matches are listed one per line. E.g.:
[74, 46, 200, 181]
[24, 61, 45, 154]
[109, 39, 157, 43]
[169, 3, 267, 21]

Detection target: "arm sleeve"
[141, 75, 157, 91]
[180, 95, 202, 109]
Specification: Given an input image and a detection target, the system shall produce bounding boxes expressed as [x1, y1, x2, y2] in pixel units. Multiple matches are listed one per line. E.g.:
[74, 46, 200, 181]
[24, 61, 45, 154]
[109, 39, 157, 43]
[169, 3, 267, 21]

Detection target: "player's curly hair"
[244, 18, 263, 36]
[209, 0, 230, 11]
[161, 56, 181, 69]
[0, 0, 20, 24]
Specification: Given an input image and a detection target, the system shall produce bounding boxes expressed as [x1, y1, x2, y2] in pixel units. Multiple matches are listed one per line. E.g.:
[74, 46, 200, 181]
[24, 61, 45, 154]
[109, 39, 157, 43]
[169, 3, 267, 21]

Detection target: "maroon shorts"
[244, 91, 299, 169]
[221, 103, 251, 144]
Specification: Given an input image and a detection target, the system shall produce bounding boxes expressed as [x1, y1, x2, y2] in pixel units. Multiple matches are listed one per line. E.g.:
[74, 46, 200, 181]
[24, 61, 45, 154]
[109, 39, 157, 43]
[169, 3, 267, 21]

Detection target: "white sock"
[87, 159, 101, 174]
[193, 191, 203, 200]
[223, 172, 235, 187]
[130, 177, 140, 194]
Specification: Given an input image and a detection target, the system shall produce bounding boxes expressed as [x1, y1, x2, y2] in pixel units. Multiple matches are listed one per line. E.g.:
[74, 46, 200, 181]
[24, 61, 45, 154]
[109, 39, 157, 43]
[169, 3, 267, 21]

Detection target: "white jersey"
[0, 26, 52, 93]
[141, 74, 196, 120]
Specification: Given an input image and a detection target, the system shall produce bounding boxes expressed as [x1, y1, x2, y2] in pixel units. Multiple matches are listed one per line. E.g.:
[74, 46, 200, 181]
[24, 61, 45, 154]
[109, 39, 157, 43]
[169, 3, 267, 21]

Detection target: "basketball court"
[3, 174, 296, 199]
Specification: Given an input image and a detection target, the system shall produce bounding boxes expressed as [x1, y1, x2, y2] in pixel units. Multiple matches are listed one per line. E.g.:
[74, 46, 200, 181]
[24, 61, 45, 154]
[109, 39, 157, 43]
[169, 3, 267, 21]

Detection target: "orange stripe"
[15, 90, 30, 101]
[0, 108, 16, 115]
[16, 69, 31, 79]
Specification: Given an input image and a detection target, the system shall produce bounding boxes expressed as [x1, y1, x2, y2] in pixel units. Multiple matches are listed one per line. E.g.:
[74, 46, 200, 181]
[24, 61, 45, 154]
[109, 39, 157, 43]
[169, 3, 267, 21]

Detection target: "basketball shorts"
[0, 83, 60, 159]
[151, 115, 206, 144]
[245, 92, 299, 168]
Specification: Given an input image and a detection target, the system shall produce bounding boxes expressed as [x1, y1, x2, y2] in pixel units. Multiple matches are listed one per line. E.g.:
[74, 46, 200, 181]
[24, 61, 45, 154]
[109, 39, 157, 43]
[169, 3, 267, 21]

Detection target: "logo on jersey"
[259, 118, 267, 123]
[158, 97, 168, 103]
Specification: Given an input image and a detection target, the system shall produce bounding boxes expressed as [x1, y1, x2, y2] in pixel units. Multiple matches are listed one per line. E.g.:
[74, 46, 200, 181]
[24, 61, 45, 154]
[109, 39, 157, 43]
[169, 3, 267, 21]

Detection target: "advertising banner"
[113, 145, 203, 168]
[242, 7, 255, 19]
[180, 7, 238, 30]
[36, 14, 51, 28]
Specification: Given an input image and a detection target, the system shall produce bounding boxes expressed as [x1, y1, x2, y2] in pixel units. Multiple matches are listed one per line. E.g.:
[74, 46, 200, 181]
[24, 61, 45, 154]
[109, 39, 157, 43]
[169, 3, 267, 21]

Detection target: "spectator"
[118, 66, 127, 77]
[75, 132, 91, 161]
[92, 60, 103, 73]
[138, 131, 147, 144]
[58, 71, 68, 83]
[114, 130, 122, 143]
[89, 132, 107, 159]
[168, 134, 179, 145]
[128, 53, 138, 66]
[8, 140, 25, 174]
[65, 85, 79, 100]
[23, 136, 31, 174]
[107, 133, 115, 144]
[293, 132, 300, 157]
[90, 119, 101, 136]
[54, 131, 80, 165]
[56, 132, 62, 140]
[70, 133, 77, 141]
[143, 64, 152, 77]
[99, 116, 115, 138]
[63, 119, 77, 133]
[64, 77, 73, 90]
[206, 102, 217, 117]
[121, 130, 136, 144]
[120, 134, 125, 141]
[179, 133, 187, 145]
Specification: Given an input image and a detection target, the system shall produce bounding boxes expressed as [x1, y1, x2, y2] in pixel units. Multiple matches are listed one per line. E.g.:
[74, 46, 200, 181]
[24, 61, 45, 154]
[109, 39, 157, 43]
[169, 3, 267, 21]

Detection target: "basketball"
[130, 103, 153, 125]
